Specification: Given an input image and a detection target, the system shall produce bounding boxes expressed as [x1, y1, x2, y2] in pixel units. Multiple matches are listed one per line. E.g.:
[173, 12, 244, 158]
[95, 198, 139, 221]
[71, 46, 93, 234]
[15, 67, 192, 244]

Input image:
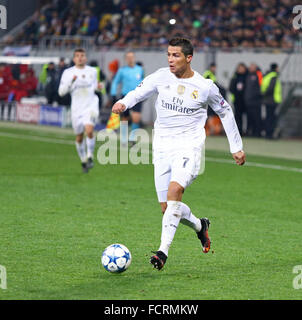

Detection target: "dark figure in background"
[56, 58, 70, 106]
[203, 63, 226, 135]
[229, 63, 248, 135]
[203, 63, 227, 99]
[90, 60, 106, 114]
[44, 62, 58, 104]
[244, 63, 263, 137]
[261, 63, 282, 139]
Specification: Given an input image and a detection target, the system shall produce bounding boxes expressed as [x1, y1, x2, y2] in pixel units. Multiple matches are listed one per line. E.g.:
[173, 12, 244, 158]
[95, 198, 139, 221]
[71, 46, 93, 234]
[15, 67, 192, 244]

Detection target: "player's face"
[73, 52, 87, 68]
[167, 46, 192, 76]
[125, 52, 135, 67]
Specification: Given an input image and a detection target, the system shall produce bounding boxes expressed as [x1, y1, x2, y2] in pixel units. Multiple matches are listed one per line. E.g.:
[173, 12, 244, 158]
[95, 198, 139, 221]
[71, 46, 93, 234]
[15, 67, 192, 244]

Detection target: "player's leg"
[151, 153, 193, 269]
[158, 201, 203, 232]
[156, 182, 184, 256]
[150, 153, 171, 270]
[75, 132, 88, 173]
[84, 124, 96, 169]
[152, 149, 210, 269]
[83, 107, 99, 169]
[73, 116, 88, 173]
[156, 181, 205, 257]
[151, 182, 192, 270]
[170, 151, 211, 253]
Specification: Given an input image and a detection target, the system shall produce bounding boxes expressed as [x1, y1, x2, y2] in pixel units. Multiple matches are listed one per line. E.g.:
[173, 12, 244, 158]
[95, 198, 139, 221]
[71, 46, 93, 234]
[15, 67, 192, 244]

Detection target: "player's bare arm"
[232, 150, 246, 166]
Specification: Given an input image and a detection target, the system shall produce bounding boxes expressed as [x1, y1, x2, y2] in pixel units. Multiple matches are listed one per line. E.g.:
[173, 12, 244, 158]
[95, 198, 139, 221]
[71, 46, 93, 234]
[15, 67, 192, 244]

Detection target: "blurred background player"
[110, 50, 144, 145]
[261, 63, 282, 139]
[58, 48, 100, 173]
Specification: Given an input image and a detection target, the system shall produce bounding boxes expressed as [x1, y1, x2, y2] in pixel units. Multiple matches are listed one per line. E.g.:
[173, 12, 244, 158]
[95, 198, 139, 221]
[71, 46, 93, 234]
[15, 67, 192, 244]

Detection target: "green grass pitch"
[0, 125, 302, 300]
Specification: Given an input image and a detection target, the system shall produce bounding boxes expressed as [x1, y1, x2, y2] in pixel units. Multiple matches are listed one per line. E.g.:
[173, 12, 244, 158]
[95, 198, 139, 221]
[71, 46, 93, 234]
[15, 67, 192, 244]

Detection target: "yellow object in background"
[106, 112, 120, 132]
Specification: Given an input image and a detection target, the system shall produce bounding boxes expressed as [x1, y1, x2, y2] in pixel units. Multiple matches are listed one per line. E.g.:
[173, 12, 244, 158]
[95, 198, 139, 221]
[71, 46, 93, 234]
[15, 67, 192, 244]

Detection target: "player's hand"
[112, 102, 126, 114]
[232, 150, 245, 166]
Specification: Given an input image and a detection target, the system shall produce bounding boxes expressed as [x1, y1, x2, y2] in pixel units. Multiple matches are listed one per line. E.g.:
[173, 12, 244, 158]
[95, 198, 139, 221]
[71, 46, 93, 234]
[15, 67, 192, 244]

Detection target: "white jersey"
[119, 67, 242, 154]
[58, 65, 99, 117]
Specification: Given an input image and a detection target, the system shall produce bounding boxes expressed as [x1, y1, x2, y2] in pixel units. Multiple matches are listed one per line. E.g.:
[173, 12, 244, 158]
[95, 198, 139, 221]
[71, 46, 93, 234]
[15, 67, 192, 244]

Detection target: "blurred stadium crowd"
[0, 63, 38, 120]
[3, 0, 300, 49]
[1, 0, 298, 138]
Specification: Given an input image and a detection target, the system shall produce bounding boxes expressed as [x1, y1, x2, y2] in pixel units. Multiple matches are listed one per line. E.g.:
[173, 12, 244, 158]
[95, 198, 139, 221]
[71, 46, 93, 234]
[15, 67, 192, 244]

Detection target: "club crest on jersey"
[177, 85, 185, 95]
[191, 90, 198, 99]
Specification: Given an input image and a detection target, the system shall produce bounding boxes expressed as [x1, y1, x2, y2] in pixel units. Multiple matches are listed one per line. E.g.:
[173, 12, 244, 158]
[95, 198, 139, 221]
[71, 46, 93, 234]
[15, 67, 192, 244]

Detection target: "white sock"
[75, 141, 87, 163]
[158, 201, 182, 256]
[86, 136, 95, 159]
[179, 202, 201, 232]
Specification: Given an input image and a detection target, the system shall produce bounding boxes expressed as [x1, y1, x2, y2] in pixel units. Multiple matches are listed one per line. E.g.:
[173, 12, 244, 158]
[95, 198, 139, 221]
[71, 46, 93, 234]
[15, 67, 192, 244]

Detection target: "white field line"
[206, 157, 302, 174]
[1, 131, 302, 174]
[0, 131, 75, 145]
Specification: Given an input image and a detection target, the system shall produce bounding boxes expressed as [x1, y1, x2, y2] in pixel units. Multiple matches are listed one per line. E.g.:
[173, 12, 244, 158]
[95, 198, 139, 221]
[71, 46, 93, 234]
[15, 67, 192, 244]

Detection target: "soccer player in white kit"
[112, 38, 246, 270]
[59, 48, 99, 173]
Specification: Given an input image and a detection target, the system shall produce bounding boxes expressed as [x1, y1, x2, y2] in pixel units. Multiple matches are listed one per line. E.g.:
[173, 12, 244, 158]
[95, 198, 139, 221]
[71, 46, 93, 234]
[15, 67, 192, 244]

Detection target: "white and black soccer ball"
[101, 244, 132, 273]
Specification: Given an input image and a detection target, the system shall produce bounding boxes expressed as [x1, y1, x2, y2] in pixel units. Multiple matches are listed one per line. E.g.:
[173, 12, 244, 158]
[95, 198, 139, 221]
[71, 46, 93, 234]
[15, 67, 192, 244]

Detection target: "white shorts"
[72, 108, 99, 135]
[153, 146, 203, 203]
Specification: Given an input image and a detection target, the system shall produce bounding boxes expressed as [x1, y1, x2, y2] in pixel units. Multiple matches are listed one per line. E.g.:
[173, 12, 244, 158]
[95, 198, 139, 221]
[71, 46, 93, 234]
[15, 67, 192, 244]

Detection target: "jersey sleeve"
[58, 69, 71, 97]
[93, 68, 98, 91]
[207, 83, 243, 154]
[118, 71, 159, 110]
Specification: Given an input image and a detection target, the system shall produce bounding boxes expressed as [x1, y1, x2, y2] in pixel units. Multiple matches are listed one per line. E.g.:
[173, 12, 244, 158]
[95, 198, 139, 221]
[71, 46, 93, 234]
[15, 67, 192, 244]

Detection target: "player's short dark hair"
[73, 48, 86, 56]
[168, 37, 193, 57]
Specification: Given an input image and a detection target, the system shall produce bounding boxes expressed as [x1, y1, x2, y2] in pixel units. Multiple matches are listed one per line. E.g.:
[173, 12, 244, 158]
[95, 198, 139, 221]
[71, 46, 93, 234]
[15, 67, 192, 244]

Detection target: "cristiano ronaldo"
[112, 38, 246, 270]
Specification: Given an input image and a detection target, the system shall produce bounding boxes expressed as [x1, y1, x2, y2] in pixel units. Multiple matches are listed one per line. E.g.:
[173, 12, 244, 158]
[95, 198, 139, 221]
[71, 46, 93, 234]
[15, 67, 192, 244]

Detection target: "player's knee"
[76, 134, 84, 143]
[167, 182, 184, 200]
[85, 127, 94, 138]
[87, 131, 94, 139]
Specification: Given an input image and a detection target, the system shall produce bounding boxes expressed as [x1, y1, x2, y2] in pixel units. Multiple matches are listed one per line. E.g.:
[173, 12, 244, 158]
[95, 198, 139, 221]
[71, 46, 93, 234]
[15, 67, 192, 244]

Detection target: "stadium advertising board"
[39, 105, 64, 127]
[16, 103, 40, 124]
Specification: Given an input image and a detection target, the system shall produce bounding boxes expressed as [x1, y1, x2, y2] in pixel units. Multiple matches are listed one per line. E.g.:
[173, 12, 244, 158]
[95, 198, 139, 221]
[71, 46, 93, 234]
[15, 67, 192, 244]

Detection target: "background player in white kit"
[112, 38, 246, 270]
[59, 48, 100, 173]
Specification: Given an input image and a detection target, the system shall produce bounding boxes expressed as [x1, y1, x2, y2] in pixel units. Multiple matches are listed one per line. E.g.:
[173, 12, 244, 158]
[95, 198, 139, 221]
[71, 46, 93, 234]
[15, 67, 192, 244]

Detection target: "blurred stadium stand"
[0, 0, 40, 39]
[0, 0, 301, 138]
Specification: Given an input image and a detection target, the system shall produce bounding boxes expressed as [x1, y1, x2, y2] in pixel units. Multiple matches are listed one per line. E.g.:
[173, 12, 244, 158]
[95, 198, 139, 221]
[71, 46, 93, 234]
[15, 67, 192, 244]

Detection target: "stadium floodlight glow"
[169, 19, 176, 25]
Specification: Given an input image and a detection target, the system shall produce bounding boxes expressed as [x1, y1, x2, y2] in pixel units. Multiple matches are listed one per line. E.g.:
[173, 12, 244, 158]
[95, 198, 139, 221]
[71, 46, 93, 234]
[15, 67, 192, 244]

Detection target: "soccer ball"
[101, 244, 132, 273]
